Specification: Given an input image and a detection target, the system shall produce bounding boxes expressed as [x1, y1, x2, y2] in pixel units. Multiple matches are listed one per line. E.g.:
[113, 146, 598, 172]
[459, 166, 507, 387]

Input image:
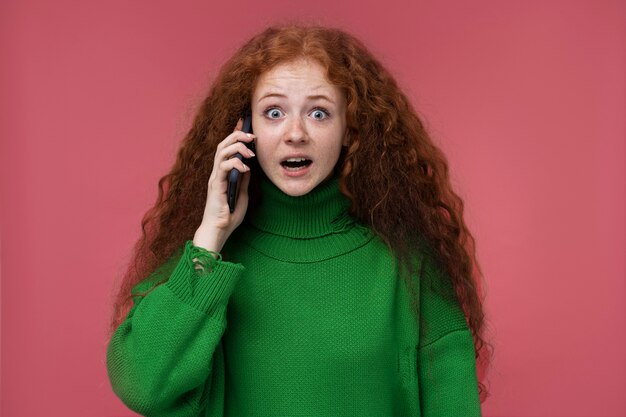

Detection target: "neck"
[247, 174, 353, 238]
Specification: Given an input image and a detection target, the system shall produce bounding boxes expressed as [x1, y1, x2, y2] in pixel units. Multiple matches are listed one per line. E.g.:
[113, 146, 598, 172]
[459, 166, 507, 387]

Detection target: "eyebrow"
[257, 92, 335, 104]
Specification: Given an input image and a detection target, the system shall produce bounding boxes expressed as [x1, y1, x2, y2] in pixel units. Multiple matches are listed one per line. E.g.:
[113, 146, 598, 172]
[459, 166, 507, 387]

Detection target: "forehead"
[253, 59, 339, 98]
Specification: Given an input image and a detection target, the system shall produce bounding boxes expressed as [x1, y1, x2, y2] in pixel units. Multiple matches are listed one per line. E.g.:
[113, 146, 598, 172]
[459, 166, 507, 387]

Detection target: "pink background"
[1, 1, 625, 416]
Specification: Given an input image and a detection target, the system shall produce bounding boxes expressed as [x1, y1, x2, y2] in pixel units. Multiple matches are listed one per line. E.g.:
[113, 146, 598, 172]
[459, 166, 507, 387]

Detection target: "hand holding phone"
[227, 108, 255, 213]
[193, 111, 255, 253]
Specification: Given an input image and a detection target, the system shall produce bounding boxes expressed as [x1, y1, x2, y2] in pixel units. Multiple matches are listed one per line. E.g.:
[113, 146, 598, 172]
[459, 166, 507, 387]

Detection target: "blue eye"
[263, 106, 331, 120]
[311, 107, 330, 120]
[265, 108, 283, 119]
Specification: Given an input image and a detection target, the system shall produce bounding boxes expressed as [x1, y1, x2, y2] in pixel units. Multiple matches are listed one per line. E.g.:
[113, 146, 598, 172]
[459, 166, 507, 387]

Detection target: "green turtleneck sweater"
[106, 175, 482, 417]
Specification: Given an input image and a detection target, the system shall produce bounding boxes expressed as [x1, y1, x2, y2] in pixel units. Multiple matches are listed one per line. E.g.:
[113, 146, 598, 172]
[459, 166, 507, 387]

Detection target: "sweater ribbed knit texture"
[106, 175, 482, 417]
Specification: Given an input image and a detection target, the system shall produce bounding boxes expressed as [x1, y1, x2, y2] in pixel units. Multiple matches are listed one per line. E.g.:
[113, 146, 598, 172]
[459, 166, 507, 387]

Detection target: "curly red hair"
[107, 21, 493, 402]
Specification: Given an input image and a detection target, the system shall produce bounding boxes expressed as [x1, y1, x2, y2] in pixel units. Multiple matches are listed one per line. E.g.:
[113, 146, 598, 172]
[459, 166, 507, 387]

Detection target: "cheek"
[255, 147, 269, 164]
[252, 129, 279, 158]
[253, 141, 274, 169]
[326, 132, 345, 160]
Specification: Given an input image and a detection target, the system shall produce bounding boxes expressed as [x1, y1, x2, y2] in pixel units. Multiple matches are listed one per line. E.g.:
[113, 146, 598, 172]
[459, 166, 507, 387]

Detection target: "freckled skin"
[251, 59, 348, 197]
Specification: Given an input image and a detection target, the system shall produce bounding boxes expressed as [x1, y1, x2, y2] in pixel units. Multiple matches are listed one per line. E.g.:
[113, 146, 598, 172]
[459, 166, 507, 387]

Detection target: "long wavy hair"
[107, 22, 493, 402]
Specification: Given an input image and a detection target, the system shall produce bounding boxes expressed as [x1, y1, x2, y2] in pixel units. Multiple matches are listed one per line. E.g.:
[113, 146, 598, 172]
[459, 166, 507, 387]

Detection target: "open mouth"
[280, 158, 313, 171]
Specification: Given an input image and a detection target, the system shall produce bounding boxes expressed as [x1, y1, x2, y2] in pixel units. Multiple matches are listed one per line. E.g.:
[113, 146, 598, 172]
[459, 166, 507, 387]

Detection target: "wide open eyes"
[263, 106, 331, 121]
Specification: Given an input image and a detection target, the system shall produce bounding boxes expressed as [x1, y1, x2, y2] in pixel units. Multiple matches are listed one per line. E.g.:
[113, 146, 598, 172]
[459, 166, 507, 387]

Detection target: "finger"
[216, 130, 255, 152]
[233, 118, 243, 132]
[210, 157, 249, 193]
[220, 141, 255, 161]
[211, 133, 254, 179]
[219, 157, 249, 175]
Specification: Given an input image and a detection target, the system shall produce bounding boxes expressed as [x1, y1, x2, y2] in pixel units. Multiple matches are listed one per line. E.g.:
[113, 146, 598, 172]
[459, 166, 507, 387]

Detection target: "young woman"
[106, 23, 492, 417]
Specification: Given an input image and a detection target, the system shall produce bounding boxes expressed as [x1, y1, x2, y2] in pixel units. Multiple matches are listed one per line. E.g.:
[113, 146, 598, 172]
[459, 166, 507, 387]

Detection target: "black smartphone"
[227, 108, 255, 213]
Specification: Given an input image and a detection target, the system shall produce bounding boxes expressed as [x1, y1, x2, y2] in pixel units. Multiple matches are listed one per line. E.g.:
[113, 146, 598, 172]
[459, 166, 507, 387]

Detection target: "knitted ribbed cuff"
[165, 240, 244, 316]
[187, 240, 222, 275]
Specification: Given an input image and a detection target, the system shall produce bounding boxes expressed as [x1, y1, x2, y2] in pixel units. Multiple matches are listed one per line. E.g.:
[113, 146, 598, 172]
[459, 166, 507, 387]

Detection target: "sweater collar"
[247, 174, 354, 238]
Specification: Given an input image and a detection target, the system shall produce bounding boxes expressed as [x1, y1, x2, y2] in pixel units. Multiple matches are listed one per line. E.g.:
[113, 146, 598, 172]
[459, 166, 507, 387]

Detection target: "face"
[251, 58, 348, 197]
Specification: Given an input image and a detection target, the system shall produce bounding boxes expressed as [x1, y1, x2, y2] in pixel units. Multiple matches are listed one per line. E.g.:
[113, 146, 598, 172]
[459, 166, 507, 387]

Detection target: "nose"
[284, 116, 308, 144]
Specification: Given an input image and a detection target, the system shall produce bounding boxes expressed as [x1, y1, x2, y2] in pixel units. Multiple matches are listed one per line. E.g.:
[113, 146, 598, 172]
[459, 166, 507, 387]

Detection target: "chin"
[276, 181, 317, 197]
[268, 173, 322, 197]
[262, 162, 334, 197]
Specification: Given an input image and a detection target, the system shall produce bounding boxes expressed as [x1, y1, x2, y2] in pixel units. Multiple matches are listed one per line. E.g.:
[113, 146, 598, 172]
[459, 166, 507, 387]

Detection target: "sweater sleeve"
[106, 240, 244, 417]
[417, 252, 482, 417]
